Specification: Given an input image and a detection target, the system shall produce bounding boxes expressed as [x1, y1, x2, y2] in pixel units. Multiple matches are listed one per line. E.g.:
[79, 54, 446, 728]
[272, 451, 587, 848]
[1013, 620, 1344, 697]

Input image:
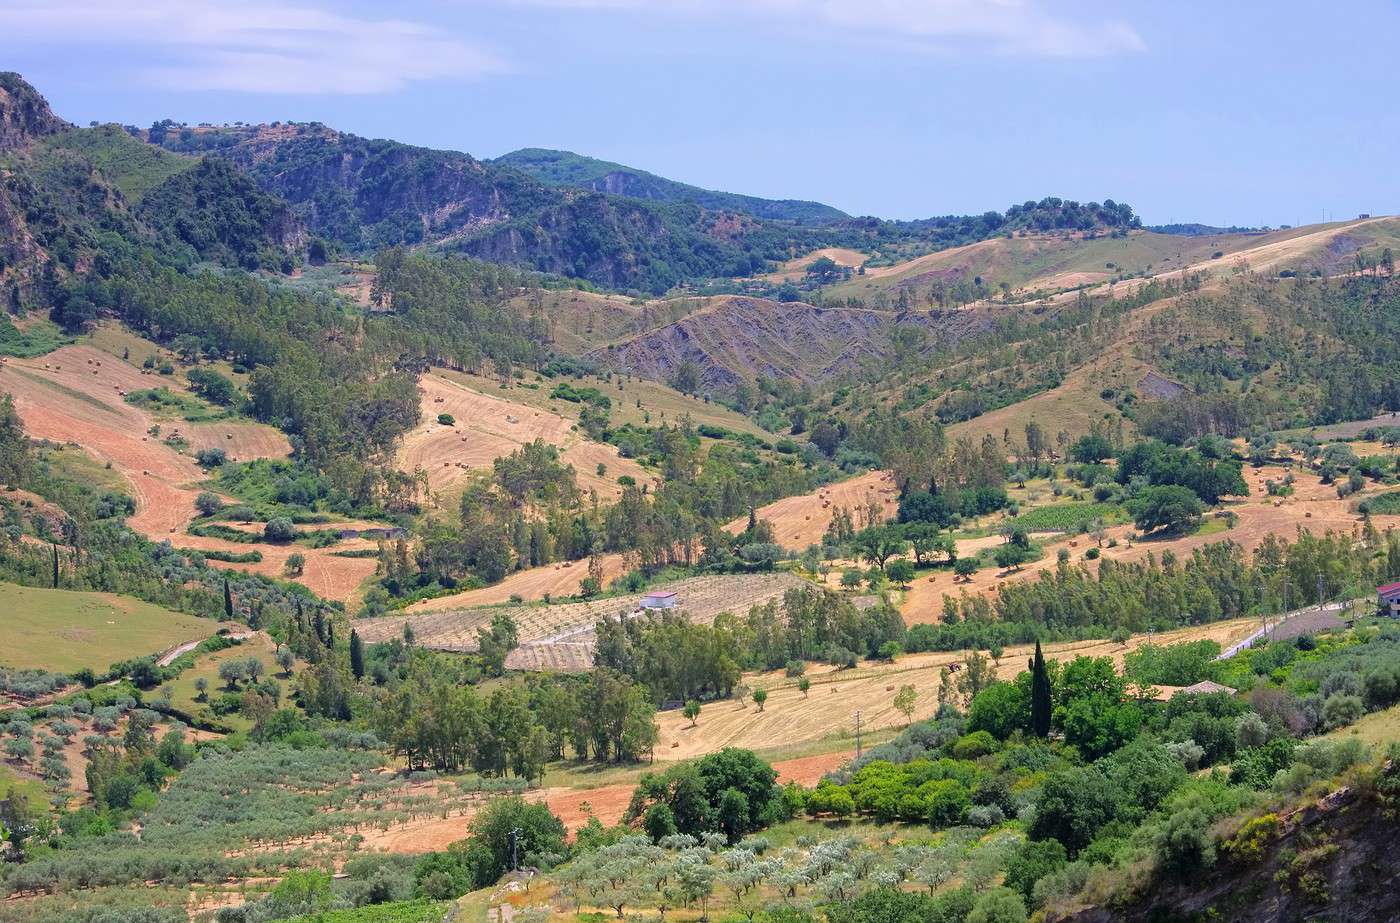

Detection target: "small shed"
[641, 590, 679, 610]
[1379, 581, 1400, 617]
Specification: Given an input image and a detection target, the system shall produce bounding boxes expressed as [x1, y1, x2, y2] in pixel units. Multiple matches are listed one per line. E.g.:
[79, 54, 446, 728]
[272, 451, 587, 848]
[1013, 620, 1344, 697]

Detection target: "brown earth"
[398, 372, 646, 502]
[725, 468, 898, 549]
[0, 344, 373, 602]
[405, 553, 631, 612]
[356, 749, 858, 854]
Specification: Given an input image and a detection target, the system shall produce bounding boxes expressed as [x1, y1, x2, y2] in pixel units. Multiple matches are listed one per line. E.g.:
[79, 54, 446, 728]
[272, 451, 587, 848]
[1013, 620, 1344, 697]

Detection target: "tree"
[1128, 485, 1205, 535]
[349, 629, 365, 680]
[797, 676, 811, 698]
[284, 552, 306, 577]
[276, 646, 295, 676]
[223, 578, 234, 620]
[968, 887, 1028, 923]
[893, 684, 918, 725]
[993, 543, 1029, 571]
[1071, 432, 1114, 464]
[752, 687, 768, 712]
[840, 567, 864, 590]
[954, 557, 979, 581]
[853, 526, 906, 572]
[1029, 766, 1121, 856]
[264, 517, 297, 542]
[1030, 640, 1052, 738]
[195, 491, 223, 516]
[887, 558, 916, 587]
[468, 797, 566, 882]
[683, 700, 701, 727]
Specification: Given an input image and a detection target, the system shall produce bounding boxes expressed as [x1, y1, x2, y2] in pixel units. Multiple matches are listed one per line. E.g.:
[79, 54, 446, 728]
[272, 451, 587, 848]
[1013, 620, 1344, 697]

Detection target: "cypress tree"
[51, 543, 59, 589]
[223, 578, 233, 620]
[349, 629, 364, 680]
[1031, 640, 1052, 738]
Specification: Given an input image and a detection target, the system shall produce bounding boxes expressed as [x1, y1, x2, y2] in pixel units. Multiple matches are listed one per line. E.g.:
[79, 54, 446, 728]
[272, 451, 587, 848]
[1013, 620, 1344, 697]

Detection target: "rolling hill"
[493, 147, 849, 224]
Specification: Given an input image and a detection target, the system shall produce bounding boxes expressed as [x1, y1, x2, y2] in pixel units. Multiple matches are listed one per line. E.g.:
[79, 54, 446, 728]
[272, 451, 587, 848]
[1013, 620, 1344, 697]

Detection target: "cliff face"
[1057, 782, 1400, 923]
[0, 72, 68, 151]
[150, 125, 796, 294]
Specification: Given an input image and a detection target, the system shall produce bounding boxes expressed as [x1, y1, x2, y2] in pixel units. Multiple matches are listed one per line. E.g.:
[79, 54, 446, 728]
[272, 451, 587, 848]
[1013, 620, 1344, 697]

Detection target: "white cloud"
[506, 0, 1145, 57]
[0, 0, 505, 94]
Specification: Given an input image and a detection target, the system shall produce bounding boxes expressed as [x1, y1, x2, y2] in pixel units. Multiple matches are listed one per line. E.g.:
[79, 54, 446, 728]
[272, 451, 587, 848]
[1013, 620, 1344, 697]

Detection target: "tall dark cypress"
[51, 543, 59, 589]
[223, 578, 233, 621]
[349, 629, 365, 680]
[1031, 640, 1052, 738]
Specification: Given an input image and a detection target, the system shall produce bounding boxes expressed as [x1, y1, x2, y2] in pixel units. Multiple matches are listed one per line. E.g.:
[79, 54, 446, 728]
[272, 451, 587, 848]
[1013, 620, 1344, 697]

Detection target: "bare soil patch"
[398, 373, 645, 503]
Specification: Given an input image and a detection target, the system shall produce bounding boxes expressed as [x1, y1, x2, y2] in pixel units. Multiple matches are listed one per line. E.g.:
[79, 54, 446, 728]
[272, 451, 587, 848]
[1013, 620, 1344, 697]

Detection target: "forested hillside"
[493, 147, 850, 224]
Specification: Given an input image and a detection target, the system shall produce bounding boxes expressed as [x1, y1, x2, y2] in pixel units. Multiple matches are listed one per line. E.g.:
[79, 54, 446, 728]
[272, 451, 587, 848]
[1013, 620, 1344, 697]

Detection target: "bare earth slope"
[588, 296, 991, 392]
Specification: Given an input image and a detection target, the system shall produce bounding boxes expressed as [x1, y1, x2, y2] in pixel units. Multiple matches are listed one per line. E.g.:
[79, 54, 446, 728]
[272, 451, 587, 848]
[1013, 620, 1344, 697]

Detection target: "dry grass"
[356, 572, 810, 671]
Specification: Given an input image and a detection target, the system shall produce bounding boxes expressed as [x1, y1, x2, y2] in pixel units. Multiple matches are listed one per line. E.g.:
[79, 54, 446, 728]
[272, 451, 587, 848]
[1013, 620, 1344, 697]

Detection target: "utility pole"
[853, 711, 862, 759]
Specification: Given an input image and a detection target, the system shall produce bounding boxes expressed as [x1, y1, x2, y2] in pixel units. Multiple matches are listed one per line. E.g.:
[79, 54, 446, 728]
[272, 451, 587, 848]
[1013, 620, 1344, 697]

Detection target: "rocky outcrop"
[1057, 781, 1400, 923]
[0, 72, 68, 151]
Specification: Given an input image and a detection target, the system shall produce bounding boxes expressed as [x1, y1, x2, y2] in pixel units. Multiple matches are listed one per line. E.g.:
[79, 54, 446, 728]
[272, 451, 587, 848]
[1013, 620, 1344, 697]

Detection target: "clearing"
[398, 371, 648, 507]
[726, 468, 898, 549]
[0, 584, 219, 674]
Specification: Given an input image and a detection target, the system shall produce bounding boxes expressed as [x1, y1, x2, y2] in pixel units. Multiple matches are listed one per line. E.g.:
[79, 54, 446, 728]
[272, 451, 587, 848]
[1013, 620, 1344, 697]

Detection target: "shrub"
[196, 448, 227, 468]
[263, 517, 296, 542]
[437, 413, 455, 426]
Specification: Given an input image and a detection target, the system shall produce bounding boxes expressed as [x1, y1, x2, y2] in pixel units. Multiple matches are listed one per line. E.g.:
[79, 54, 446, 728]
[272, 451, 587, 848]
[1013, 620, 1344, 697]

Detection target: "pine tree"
[1030, 640, 1052, 738]
[223, 578, 233, 621]
[349, 629, 365, 680]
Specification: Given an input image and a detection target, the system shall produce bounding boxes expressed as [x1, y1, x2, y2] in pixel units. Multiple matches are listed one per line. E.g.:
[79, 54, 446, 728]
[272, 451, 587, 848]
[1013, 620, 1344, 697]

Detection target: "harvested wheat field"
[0, 346, 288, 534]
[655, 617, 1262, 759]
[727, 468, 898, 549]
[356, 572, 810, 670]
[358, 749, 852, 853]
[177, 534, 380, 604]
[398, 372, 646, 501]
[407, 553, 630, 612]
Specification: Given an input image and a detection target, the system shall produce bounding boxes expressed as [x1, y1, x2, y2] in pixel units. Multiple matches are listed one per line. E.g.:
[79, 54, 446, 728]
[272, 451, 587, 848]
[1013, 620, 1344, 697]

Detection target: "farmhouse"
[1379, 581, 1400, 617]
[641, 590, 679, 610]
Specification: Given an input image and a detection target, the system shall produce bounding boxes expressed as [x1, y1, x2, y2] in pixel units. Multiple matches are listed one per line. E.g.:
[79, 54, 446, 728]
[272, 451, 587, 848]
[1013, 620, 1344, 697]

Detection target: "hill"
[493, 147, 849, 224]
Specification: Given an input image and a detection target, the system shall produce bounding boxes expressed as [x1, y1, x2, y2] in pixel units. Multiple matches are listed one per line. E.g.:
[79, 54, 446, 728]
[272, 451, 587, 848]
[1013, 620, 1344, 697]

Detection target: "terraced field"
[355, 572, 810, 671]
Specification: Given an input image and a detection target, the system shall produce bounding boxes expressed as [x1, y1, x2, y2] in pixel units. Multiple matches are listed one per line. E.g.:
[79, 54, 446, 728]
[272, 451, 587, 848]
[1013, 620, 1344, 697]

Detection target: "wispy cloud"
[0, 0, 505, 94]
[506, 0, 1145, 57]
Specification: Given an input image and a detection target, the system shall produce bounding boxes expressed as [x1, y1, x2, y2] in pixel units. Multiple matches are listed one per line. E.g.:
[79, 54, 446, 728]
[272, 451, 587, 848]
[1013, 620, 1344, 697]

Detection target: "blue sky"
[4, 0, 1396, 226]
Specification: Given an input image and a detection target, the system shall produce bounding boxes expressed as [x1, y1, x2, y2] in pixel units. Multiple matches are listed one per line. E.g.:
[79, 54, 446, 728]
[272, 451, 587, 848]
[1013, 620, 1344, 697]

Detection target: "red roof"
[1380, 581, 1400, 596]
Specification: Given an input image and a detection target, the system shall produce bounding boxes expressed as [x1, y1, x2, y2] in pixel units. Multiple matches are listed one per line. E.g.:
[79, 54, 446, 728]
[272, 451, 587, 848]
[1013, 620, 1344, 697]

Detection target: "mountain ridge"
[493, 146, 849, 224]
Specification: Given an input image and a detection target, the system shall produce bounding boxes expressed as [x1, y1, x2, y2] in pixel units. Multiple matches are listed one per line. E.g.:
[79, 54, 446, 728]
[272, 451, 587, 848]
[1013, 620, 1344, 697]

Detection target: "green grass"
[154, 636, 294, 733]
[43, 125, 195, 202]
[1358, 490, 1400, 515]
[124, 386, 231, 423]
[34, 443, 129, 493]
[282, 900, 448, 923]
[0, 761, 49, 809]
[1008, 500, 1126, 533]
[0, 314, 72, 358]
[0, 584, 217, 673]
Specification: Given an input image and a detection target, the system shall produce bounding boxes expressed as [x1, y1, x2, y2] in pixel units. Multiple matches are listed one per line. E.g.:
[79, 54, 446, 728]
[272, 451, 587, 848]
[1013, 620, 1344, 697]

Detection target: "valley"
[1, 67, 1399, 923]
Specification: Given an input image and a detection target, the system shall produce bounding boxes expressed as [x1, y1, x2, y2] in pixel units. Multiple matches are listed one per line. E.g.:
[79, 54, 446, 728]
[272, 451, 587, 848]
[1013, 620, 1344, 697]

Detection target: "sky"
[3, 0, 1396, 227]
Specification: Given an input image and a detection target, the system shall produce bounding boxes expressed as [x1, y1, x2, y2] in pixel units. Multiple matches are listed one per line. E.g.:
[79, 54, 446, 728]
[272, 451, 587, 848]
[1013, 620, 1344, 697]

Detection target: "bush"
[437, 413, 455, 426]
[196, 448, 227, 468]
[263, 517, 296, 542]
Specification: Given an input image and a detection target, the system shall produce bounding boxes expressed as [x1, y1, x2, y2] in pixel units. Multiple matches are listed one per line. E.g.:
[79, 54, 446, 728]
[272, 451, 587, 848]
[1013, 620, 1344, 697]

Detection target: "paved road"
[1217, 602, 1348, 660]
